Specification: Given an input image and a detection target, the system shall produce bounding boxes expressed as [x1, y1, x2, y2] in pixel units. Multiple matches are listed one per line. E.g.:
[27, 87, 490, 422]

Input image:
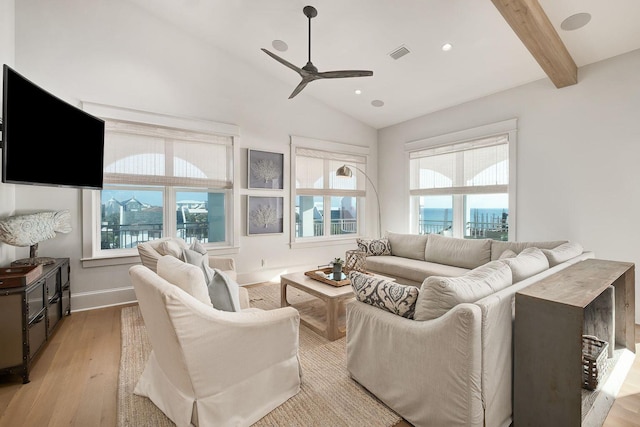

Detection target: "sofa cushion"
[500, 247, 549, 283]
[183, 248, 241, 312]
[414, 260, 512, 321]
[424, 234, 492, 269]
[366, 255, 470, 284]
[541, 242, 584, 267]
[490, 240, 567, 261]
[157, 255, 211, 306]
[349, 271, 419, 319]
[357, 238, 391, 256]
[387, 232, 428, 261]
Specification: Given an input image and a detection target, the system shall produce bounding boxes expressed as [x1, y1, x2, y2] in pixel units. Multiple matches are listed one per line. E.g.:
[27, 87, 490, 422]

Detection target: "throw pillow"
[541, 242, 584, 267]
[183, 248, 241, 312]
[490, 240, 568, 261]
[500, 247, 549, 283]
[157, 255, 211, 306]
[189, 238, 207, 255]
[157, 239, 184, 259]
[207, 268, 242, 312]
[357, 237, 391, 256]
[349, 271, 419, 319]
[498, 249, 517, 260]
[414, 260, 512, 321]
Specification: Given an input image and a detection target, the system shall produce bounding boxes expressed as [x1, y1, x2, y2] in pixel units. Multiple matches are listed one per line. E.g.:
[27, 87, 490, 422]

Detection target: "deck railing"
[101, 222, 210, 249]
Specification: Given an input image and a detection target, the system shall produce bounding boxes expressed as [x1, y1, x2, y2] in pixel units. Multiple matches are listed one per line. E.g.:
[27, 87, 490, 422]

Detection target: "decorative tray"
[0, 264, 43, 289]
[304, 267, 370, 287]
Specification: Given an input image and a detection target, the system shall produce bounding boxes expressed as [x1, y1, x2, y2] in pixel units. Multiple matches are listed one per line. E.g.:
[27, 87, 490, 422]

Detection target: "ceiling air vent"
[389, 45, 410, 60]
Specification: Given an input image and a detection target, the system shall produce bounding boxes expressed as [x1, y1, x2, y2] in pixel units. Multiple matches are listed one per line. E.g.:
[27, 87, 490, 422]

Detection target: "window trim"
[405, 118, 517, 240]
[80, 102, 241, 267]
[290, 135, 371, 248]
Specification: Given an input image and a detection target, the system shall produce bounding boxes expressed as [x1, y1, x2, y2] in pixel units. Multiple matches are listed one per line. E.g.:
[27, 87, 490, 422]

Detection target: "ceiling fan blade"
[261, 48, 304, 76]
[288, 81, 309, 99]
[288, 74, 320, 98]
[317, 70, 374, 79]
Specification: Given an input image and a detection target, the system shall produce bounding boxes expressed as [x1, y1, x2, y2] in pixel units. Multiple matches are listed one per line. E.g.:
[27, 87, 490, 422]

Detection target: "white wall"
[9, 0, 376, 309]
[379, 48, 640, 323]
[0, 0, 16, 266]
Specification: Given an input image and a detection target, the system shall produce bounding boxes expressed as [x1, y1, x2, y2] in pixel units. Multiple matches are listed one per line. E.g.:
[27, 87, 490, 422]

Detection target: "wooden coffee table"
[280, 271, 393, 341]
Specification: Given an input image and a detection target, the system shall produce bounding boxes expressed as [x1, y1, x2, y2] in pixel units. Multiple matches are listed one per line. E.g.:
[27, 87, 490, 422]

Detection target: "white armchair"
[129, 264, 302, 427]
[137, 236, 250, 309]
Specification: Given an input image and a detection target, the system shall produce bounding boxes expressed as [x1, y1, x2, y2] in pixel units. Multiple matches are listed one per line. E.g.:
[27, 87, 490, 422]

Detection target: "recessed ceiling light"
[441, 43, 453, 52]
[354, 89, 362, 95]
[560, 13, 591, 31]
[371, 100, 384, 107]
[272, 39, 288, 52]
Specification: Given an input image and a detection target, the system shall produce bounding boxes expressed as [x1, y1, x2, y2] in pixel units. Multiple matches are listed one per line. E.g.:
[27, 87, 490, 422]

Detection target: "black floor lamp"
[336, 164, 381, 238]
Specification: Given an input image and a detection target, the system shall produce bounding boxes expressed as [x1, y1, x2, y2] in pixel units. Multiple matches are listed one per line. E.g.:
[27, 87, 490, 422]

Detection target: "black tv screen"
[1, 64, 105, 189]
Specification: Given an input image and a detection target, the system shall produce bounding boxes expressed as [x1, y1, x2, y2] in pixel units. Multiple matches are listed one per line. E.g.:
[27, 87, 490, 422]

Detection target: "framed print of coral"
[247, 196, 284, 235]
[248, 149, 284, 190]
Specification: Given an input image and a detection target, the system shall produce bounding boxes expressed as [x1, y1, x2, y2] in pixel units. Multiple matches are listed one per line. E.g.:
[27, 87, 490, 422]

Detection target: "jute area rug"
[117, 282, 403, 426]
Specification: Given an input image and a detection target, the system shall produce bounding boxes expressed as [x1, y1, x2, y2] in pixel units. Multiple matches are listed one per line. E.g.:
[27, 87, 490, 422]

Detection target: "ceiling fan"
[262, 5, 373, 99]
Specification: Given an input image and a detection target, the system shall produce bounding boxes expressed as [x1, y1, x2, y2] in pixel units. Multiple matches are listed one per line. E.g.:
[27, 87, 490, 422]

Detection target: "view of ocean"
[421, 208, 508, 224]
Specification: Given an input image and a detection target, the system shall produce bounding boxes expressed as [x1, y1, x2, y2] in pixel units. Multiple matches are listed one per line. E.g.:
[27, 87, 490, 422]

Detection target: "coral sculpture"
[251, 159, 280, 183]
[250, 204, 278, 228]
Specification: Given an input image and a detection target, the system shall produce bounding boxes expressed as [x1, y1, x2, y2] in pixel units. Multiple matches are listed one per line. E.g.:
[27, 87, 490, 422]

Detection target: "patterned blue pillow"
[356, 238, 391, 256]
[349, 271, 418, 319]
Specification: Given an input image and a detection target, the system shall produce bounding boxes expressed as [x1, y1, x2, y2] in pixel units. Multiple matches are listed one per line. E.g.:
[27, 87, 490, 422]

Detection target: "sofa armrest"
[208, 256, 236, 272]
[346, 300, 483, 427]
[238, 286, 250, 310]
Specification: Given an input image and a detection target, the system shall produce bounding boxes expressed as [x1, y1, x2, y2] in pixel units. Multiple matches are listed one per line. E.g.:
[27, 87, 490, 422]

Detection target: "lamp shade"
[336, 165, 353, 177]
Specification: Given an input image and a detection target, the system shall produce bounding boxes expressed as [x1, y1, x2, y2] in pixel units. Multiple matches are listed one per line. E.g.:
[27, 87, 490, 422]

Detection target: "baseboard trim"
[71, 286, 137, 312]
[71, 264, 318, 311]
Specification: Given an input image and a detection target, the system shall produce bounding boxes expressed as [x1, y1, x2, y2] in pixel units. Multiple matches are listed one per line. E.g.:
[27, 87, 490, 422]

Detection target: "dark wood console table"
[0, 258, 71, 383]
[514, 258, 635, 426]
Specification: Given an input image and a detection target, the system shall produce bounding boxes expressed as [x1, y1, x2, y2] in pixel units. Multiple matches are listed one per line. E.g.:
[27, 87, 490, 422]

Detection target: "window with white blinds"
[80, 103, 239, 263]
[295, 147, 366, 195]
[291, 138, 370, 243]
[103, 120, 232, 188]
[409, 134, 508, 195]
[405, 119, 516, 241]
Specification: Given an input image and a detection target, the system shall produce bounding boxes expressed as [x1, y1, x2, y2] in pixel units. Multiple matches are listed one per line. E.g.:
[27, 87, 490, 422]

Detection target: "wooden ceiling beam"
[491, 0, 577, 88]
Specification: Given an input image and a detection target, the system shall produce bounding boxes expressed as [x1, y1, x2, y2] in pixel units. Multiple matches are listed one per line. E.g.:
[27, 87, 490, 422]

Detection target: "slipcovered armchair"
[137, 236, 250, 309]
[137, 237, 236, 277]
[129, 263, 302, 427]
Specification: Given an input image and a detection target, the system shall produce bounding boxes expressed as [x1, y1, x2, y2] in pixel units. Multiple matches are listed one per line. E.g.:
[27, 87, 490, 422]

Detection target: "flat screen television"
[1, 64, 105, 189]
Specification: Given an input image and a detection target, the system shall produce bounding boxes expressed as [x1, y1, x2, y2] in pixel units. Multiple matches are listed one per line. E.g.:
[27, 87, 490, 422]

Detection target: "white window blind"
[103, 120, 233, 188]
[409, 134, 508, 196]
[295, 147, 367, 196]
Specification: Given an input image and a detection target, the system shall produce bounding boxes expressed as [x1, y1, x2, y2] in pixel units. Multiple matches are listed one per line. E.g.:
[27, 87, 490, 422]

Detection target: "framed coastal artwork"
[247, 196, 284, 235]
[248, 149, 284, 190]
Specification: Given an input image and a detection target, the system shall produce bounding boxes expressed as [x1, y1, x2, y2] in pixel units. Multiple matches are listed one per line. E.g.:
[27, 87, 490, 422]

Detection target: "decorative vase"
[332, 262, 343, 274]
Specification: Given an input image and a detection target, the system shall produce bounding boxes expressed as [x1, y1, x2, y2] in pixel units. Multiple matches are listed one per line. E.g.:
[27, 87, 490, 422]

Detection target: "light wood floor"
[1, 304, 639, 427]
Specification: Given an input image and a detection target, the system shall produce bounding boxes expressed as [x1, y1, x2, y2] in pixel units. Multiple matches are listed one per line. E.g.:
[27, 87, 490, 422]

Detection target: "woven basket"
[582, 335, 609, 391]
[345, 250, 367, 272]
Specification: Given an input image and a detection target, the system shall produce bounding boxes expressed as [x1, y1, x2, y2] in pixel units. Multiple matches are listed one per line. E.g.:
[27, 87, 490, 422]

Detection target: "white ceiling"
[123, 0, 640, 129]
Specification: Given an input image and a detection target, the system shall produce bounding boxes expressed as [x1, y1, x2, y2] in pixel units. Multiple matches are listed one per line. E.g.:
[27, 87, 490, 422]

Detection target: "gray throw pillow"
[189, 238, 208, 255]
[182, 248, 241, 312]
[206, 268, 242, 312]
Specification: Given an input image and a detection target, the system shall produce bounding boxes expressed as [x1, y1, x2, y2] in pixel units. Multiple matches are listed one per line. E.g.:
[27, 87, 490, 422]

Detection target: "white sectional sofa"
[346, 233, 594, 427]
